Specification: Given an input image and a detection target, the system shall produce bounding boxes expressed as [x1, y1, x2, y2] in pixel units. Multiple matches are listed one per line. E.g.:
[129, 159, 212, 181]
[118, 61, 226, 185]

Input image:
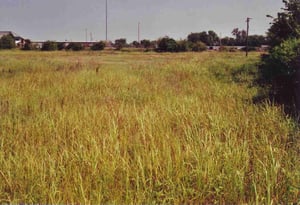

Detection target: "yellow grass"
[0, 50, 299, 204]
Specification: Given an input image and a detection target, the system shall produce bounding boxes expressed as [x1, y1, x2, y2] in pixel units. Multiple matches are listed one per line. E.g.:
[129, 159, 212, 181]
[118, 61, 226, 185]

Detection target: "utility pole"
[138, 22, 140, 43]
[106, 0, 108, 42]
[85, 28, 88, 42]
[246, 17, 252, 57]
[90, 32, 93, 42]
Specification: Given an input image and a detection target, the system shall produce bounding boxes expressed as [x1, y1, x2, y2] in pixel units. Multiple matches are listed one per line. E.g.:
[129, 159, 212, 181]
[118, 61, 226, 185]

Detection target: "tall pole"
[246, 17, 251, 57]
[106, 0, 108, 42]
[138, 22, 140, 43]
[85, 28, 88, 42]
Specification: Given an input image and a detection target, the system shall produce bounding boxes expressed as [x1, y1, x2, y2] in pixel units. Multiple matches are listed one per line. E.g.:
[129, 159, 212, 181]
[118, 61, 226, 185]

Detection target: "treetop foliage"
[0, 34, 16, 49]
[268, 0, 300, 47]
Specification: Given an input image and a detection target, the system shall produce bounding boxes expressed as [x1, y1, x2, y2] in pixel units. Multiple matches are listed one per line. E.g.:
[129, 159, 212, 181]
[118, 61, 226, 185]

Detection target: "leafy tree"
[140, 39, 151, 49]
[0, 35, 16, 49]
[131, 41, 140, 48]
[177, 40, 190, 52]
[157, 37, 178, 52]
[42, 41, 57, 51]
[269, 38, 300, 76]
[187, 32, 208, 44]
[191, 41, 207, 52]
[115, 38, 127, 50]
[207, 30, 219, 46]
[57, 42, 66, 50]
[267, 0, 300, 47]
[91, 41, 106, 51]
[221, 37, 235, 46]
[66, 42, 83, 51]
[248, 35, 269, 47]
[231, 28, 247, 45]
[187, 31, 219, 46]
[22, 39, 33, 50]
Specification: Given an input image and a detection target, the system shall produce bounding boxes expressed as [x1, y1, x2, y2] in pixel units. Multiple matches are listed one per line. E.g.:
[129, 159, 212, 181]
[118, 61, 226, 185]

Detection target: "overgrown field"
[0, 50, 299, 204]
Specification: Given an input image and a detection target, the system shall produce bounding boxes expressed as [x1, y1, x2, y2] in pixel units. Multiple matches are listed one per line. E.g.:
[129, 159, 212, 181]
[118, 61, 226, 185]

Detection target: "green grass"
[0, 50, 299, 204]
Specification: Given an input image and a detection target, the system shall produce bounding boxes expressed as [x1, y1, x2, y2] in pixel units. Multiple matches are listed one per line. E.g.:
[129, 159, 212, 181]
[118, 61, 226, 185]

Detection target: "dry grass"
[0, 50, 299, 204]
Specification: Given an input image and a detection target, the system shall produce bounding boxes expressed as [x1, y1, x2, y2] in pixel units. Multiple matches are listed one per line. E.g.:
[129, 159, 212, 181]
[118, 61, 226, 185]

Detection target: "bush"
[219, 46, 229, 52]
[241, 46, 257, 52]
[141, 39, 151, 49]
[157, 37, 179, 52]
[191, 41, 207, 52]
[115, 39, 127, 50]
[42, 41, 58, 51]
[91, 41, 106, 51]
[177, 40, 191, 52]
[0, 35, 16, 49]
[22, 39, 33, 51]
[269, 38, 300, 76]
[57, 42, 66, 50]
[66, 42, 84, 51]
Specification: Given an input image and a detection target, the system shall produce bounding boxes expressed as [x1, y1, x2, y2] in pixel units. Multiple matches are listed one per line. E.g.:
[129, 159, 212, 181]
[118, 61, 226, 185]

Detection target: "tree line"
[0, 29, 268, 52]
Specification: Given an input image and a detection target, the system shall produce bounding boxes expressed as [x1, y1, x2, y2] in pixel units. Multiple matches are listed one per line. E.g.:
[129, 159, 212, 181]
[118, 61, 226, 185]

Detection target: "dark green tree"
[177, 40, 191, 52]
[91, 41, 106, 51]
[66, 42, 83, 51]
[0, 35, 16, 49]
[114, 38, 127, 50]
[191, 41, 207, 52]
[207, 30, 219, 46]
[157, 37, 178, 52]
[42, 41, 58, 51]
[57, 42, 66, 50]
[221, 37, 235, 46]
[22, 39, 33, 50]
[231, 28, 247, 46]
[267, 0, 300, 47]
[187, 32, 208, 44]
[131, 41, 140, 48]
[140, 39, 151, 49]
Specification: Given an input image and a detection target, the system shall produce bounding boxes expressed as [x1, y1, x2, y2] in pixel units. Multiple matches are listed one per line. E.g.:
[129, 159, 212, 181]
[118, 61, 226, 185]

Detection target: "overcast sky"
[0, 0, 283, 42]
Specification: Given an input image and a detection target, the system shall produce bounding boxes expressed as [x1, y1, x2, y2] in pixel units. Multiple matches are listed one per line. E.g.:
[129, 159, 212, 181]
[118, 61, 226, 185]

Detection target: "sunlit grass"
[0, 50, 299, 204]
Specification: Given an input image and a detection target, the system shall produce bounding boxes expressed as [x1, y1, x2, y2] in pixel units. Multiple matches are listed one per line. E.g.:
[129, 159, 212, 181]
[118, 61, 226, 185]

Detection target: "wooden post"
[246, 17, 251, 57]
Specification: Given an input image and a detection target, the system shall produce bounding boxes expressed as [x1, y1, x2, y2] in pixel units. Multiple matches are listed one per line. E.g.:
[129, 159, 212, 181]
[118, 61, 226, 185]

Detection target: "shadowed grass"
[0, 50, 299, 204]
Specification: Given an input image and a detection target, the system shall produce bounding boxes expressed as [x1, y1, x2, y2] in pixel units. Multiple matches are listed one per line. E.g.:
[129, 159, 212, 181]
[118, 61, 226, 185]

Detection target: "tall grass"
[0, 50, 299, 204]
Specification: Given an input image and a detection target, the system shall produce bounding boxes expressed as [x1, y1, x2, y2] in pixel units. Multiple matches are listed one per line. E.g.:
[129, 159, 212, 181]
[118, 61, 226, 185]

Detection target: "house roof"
[0, 31, 23, 39]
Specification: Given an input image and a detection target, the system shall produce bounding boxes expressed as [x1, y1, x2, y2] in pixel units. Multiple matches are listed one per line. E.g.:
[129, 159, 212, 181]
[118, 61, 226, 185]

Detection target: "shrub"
[191, 41, 207, 52]
[141, 39, 151, 49]
[57, 42, 66, 50]
[22, 39, 33, 51]
[0, 35, 16, 49]
[91, 41, 106, 51]
[115, 39, 127, 50]
[157, 37, 179, 52]
[42, 41, 58, 51]
[241, 46, 257, 52]
[66, 42, 84, 51]
[177, 40, 191, 52]
[269, 38, 300, 76]
[219, 46, 229, 52]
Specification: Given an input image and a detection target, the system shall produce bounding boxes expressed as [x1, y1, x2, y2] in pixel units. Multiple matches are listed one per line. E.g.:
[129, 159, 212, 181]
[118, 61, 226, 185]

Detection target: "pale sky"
[0, 0, 283, 42]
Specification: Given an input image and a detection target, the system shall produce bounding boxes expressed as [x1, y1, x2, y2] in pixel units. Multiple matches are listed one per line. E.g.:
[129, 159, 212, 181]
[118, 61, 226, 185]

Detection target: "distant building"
[0, 31, 25, 47]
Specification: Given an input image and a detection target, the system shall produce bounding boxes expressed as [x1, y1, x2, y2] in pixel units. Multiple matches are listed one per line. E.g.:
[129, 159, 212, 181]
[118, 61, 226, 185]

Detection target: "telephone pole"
[138, 22, 140, 43]
[246, 17, 252, 57]
[85, 28, 88, 42]
[105, 0, 108, 42]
